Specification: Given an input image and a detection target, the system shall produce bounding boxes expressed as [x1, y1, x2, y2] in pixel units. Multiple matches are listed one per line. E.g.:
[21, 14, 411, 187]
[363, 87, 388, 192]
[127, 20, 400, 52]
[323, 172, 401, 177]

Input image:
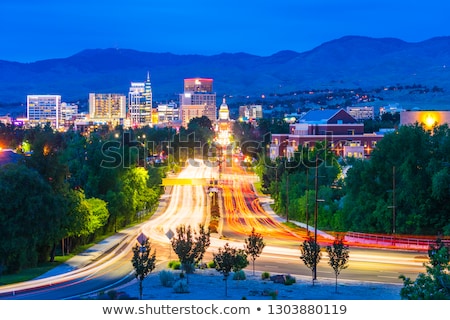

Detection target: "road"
[0, 159, 428, 299]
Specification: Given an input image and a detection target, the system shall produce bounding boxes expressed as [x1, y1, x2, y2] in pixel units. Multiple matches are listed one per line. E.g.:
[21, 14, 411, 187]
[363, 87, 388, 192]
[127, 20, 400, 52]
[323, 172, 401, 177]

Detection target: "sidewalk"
[257, 191, 335, 240]
[35, 232, 131, 279]
[35, 189, 173, 280]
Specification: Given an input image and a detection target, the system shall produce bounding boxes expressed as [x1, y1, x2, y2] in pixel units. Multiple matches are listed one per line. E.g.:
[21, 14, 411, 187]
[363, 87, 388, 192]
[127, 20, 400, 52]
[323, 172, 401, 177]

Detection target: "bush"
[173, 279, 189, 293]
[233, 270, 246, 280]
[207, 261, 216, 268]
[168, 260, 181, 270]
[261, 271, 270, 280]
[96, 290, 135, 300]
[159, 270, 175, 287]
[284, 274, 296, 285]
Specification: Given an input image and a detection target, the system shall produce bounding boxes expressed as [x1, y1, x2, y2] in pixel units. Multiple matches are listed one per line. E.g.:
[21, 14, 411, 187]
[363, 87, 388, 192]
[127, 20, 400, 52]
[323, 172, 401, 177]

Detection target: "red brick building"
[269, 109, 386, 160]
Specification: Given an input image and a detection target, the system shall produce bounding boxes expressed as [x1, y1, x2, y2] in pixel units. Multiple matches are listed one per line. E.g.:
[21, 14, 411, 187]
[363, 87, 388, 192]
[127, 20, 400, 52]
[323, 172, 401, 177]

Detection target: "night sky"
[1, 0, 449, 63]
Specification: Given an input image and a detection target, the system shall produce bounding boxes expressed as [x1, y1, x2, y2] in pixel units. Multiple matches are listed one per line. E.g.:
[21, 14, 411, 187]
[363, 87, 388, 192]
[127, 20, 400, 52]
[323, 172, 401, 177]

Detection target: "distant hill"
[0, 35, 449, 106]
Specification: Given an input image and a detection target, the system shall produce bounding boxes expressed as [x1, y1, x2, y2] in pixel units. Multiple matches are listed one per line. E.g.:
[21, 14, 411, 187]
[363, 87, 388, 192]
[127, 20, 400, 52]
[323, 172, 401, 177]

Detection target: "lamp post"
[305, 167, 309, 236]
[313, 152, 324, 281]
[286, 172, 289, 222]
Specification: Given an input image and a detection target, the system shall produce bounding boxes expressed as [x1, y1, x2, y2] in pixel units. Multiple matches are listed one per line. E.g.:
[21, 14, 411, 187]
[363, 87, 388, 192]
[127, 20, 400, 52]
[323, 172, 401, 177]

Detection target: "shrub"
[173, 279, 189, 293]
[168, 260, 181, 270]
[207, 261, 216, 268]
[96, 290, 135, 300]
[284, 274, 296, 285]
[261, 271, 270, 280]
[159, 270, 175, 287]
[269, 290, 279, 300]
[233, 270, 246, 280]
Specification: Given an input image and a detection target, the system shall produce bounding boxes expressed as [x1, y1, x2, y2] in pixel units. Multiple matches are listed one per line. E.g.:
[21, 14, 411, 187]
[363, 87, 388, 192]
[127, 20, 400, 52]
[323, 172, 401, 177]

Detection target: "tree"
[232, 250, 249, 273]
[326, 237, 350, 293]
[300, 236, 321, 285]
[343, 124, 450, 235]
[0, 163, 64, 272]
[244, 228, 265, 275]
[399, 239, 450, 299]
[131, 237, 156, 300]
[171, 224, 210, 276]
[213, 243, 248, 296]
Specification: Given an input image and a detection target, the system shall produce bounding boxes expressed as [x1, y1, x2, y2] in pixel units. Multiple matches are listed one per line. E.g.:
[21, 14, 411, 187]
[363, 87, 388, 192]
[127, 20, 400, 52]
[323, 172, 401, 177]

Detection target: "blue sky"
[1, 0, 449, 63]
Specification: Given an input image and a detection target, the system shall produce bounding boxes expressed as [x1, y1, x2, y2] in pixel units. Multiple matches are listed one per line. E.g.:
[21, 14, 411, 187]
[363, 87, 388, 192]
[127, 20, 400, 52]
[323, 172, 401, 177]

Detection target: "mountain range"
[0, 35, 449, 107]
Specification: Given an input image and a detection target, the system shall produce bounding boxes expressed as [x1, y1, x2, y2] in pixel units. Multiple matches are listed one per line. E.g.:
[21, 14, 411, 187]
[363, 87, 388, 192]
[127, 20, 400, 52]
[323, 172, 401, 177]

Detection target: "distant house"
[270, 108, 385, 160]
[0, 149, 24, 167]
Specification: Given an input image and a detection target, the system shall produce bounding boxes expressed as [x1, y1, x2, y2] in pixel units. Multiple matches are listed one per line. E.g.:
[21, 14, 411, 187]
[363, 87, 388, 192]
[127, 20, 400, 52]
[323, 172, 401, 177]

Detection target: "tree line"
[251, 122, 450, 236]
[0, 124, 167, 274]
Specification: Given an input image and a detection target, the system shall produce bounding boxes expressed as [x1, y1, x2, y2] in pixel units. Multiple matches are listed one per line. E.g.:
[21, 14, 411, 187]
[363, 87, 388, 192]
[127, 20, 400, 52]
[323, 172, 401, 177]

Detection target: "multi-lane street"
[0, 159, 428, 299]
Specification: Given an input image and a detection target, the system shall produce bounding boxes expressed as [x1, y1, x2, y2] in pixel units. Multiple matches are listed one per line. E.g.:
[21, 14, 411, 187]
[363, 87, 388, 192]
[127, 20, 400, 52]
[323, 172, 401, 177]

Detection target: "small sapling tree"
[300, 236, 321, 285]
[244, 228, 265, 275]
[131, 236, 156, 300]
[171, 223, 210, 279]
[213, 243, 249, 296]
[326, 237, 350, 293]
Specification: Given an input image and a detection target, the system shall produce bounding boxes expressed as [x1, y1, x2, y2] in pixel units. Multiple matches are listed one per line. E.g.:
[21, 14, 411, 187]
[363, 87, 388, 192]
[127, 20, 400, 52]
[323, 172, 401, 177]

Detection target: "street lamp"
[305, 167, 309, 236]
[286, 172, 290, 222]
[313, 152, 324, 281]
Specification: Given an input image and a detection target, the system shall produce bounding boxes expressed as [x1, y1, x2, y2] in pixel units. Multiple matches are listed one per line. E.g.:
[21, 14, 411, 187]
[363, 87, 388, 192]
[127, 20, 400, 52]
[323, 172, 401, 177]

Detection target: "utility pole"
[275, 166, 278, 197]
[286, 173, 289, 222]
[392, 166, 396, 234]
[305, 167, 309, 236]
[313, 152, 324, 281]
[313, 153, 319, 281]
[387, 165, 396, 234]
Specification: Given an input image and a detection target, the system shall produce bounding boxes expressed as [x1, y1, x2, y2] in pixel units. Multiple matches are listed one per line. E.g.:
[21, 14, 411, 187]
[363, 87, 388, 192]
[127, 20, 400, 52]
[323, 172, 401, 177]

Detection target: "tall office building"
[89, 93, 126, 126]
[179, 78, 216, 128]
[128, 72, 153, 127]
[27, 95, 62, 129]
[156, 102, 180, 124]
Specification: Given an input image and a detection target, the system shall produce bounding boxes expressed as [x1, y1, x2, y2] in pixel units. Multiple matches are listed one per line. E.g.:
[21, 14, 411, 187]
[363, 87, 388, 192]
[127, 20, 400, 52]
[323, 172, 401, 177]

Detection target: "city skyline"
[1, 0, 449, 63]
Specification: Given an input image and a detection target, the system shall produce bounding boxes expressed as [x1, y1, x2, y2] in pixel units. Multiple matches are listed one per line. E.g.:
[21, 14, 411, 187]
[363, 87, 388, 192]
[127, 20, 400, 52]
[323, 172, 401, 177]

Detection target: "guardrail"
[344, 231, 450, 251]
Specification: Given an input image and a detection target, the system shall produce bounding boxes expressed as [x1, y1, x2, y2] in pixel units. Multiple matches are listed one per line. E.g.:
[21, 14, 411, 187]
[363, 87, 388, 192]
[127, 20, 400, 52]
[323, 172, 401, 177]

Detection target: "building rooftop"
[300, 109, 342, 123]
[0, 149, 24, 166]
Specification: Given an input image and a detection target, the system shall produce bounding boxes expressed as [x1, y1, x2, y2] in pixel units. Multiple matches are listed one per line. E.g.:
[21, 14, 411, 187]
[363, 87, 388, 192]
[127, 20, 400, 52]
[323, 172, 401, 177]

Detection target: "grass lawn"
[0, 233, 115, 286]
[0, 208, 158, 286]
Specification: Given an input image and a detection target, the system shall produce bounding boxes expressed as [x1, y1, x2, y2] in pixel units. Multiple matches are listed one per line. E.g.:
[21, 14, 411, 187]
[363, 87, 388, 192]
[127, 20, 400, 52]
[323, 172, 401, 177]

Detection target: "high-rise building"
[156, 102, 180, 124]
[128, 72, 153, 127]
[346, 106, 374, 121]
[89, 93, 126, 126]
[179, 78, 216, 128]
[27, 95, 62, 129]
[61, 102, 79, 120]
